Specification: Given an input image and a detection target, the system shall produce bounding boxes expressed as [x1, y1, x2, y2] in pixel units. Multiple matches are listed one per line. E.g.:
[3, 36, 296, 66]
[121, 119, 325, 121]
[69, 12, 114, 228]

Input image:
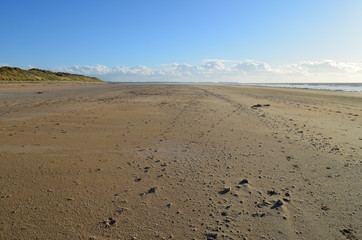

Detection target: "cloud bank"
[53, 59, 362, 83]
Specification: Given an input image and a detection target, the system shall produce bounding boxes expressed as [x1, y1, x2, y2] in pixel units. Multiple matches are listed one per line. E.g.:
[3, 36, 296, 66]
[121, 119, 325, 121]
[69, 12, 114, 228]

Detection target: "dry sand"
[0, 82, 361, 240]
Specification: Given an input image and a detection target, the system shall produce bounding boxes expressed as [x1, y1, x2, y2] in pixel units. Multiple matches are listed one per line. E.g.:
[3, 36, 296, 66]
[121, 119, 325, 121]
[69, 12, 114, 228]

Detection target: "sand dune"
[0, 82, 361, 240]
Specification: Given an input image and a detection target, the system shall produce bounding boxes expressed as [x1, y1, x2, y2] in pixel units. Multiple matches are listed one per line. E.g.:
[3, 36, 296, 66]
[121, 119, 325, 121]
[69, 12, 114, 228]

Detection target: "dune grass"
[0, 66, 102, 82]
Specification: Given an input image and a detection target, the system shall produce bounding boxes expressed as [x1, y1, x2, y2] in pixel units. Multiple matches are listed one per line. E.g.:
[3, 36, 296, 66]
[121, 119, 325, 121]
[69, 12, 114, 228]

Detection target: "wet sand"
[0, 82, 361, 240]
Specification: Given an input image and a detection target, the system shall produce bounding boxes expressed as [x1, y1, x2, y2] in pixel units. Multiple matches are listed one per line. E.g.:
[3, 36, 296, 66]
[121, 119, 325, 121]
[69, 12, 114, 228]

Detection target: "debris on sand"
[330, 147, 340, 152]
[102, 217, 116, 227]
[340, 229, 357, 240]
[140, 187, 158, 196]
[321, 206, 330, 211]
[219, 187, 231, 194]
[147, 187, 157, 194]
[267, 190, 278, 196]
[205, 232, 218, 239]
[271, 199, 284, 209]
[251, 104, 271, 109]
[239, 179, 249, 185]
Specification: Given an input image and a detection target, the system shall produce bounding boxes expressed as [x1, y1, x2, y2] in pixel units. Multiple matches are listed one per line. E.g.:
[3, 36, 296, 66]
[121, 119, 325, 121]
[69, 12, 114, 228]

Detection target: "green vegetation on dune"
[0, 66, 103, 82]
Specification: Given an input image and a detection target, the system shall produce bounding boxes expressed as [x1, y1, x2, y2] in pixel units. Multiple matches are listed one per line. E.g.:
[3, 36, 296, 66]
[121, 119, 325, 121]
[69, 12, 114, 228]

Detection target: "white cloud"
[201, 60, 225, 71]
[53, 59, 362, 83]
[232, 60, 272, 73]
[281, 60, 362, 74]
[0, 63, 10, 67]
[55, 65, 112, 75]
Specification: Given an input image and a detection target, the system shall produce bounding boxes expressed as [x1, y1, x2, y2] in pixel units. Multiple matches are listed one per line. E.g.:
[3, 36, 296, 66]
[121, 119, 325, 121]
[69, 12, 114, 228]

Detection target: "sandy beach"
[0, 82, 361, 240]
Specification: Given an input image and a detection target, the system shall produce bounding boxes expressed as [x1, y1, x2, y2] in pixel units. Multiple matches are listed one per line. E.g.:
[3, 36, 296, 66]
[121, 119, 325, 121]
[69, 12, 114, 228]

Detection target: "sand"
[0, 82, 361, 240]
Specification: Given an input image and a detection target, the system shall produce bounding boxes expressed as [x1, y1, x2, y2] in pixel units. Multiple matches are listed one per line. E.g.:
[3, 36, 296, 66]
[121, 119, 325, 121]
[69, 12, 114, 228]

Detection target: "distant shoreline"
[105, 81, 362, 92]
[1, 78, 362, 92]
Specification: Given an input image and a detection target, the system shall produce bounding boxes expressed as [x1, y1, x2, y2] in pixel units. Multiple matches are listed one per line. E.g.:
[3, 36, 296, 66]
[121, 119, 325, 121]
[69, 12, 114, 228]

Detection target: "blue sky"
[1, 0, 362, 82]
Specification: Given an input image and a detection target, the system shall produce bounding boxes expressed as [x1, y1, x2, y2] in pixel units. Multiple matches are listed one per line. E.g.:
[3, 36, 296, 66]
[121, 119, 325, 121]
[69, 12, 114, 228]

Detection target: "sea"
[237, 83, 362, 92]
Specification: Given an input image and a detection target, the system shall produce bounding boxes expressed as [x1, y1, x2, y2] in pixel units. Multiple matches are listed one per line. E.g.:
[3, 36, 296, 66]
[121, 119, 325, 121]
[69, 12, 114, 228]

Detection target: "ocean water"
[239, 83, 362, 92]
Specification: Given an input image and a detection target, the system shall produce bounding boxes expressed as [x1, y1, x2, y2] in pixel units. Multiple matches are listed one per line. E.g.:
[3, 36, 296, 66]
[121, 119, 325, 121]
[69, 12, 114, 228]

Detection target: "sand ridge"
[0, 83, 361, 239]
